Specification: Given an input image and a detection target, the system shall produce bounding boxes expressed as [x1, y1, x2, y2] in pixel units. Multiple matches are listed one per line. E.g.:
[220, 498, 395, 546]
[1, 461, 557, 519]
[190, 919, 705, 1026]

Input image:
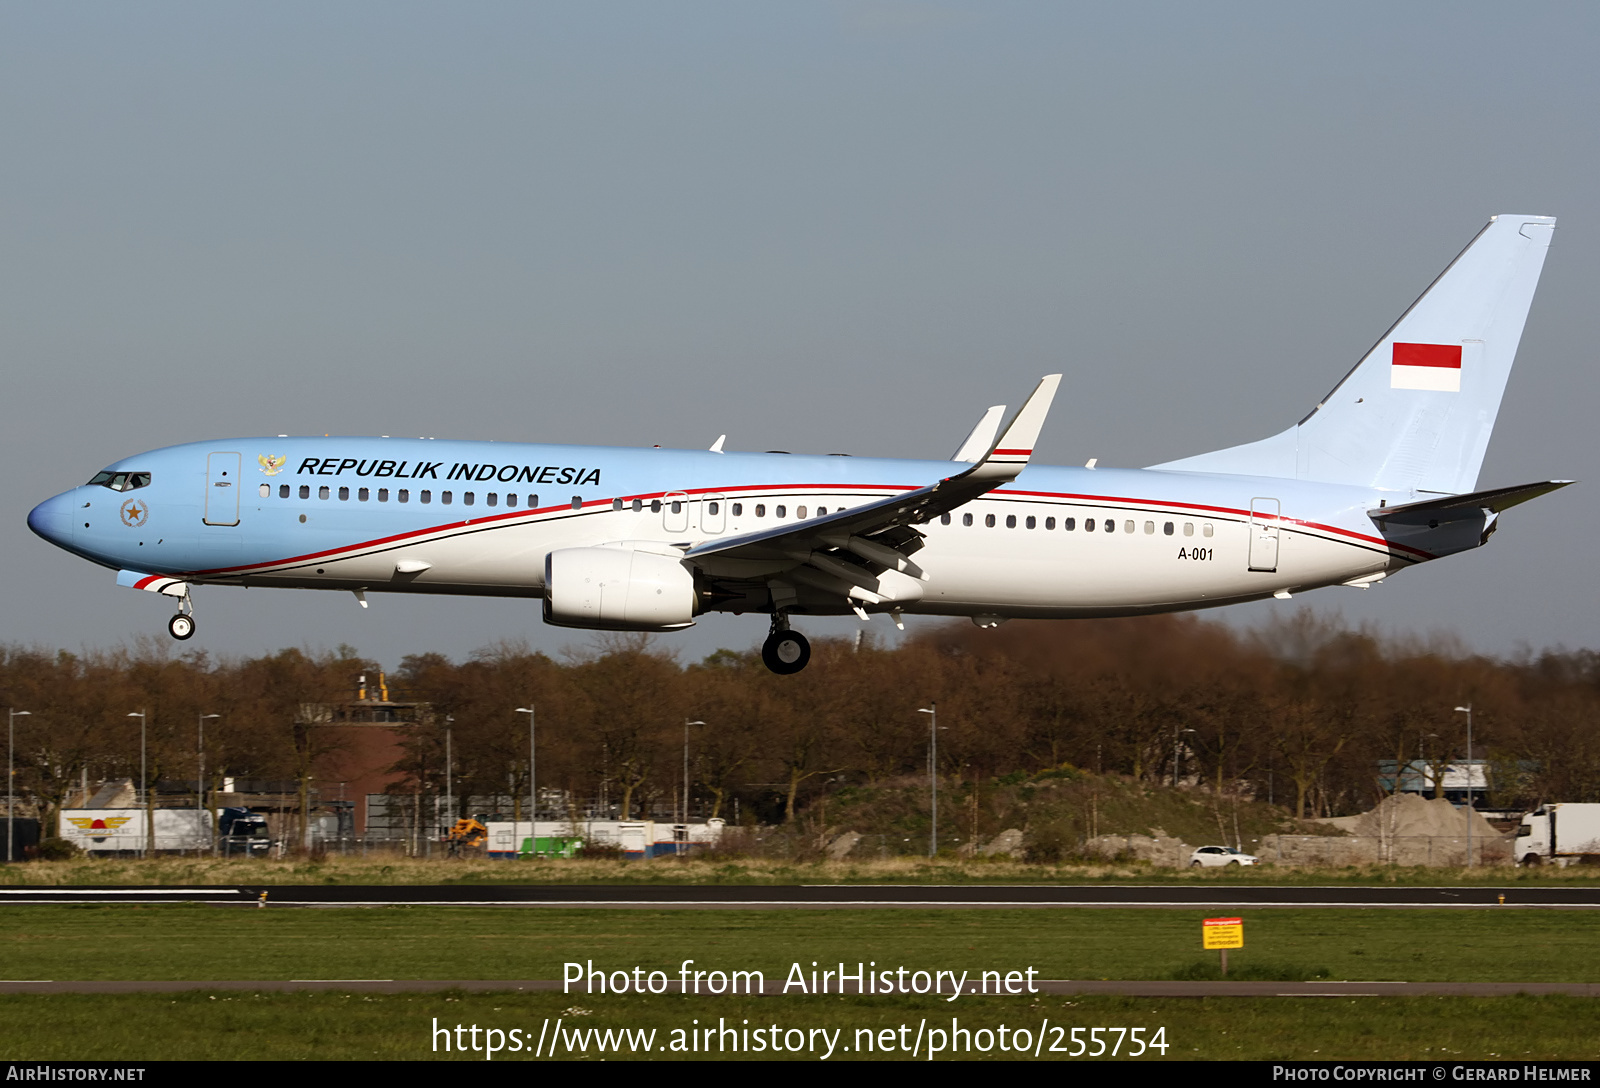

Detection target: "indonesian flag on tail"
[1390, 342, 1462, 391]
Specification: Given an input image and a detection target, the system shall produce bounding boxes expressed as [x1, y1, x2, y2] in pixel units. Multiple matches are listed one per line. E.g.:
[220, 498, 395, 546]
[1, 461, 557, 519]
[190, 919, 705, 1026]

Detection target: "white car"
[1189, 845, 1259, 868]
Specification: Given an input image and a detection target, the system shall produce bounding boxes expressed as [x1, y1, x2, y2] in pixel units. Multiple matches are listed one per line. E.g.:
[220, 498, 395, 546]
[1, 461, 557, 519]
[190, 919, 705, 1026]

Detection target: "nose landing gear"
[761, 615, 810, 675]
[167, 587, 196, 641]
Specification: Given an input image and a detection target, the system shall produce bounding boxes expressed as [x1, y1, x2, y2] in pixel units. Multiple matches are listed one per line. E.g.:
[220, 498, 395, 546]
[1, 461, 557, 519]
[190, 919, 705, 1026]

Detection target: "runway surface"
[2, 883, 1598, 907]
[0, 978, 1594, 997]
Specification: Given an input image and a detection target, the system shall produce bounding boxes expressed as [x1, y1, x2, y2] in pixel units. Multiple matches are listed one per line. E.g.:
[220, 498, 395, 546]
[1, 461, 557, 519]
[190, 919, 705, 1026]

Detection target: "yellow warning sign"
[1203, 916, 1243, 950]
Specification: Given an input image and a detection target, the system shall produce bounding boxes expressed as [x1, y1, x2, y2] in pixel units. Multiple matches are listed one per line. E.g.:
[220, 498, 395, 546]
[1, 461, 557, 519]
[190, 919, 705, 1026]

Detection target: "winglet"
[989, 374, 1061, 465]
[950, 405, 1006, 463]
[961, 374, 1061, 485]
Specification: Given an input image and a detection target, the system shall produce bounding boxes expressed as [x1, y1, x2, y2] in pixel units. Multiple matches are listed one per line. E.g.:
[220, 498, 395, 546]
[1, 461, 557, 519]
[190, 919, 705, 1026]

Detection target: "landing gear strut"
[761, 616, 811, 675]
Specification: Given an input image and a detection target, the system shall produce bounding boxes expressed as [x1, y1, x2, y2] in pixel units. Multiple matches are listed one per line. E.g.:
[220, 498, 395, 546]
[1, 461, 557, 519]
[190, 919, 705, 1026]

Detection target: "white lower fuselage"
[28, 441, 1429, 624]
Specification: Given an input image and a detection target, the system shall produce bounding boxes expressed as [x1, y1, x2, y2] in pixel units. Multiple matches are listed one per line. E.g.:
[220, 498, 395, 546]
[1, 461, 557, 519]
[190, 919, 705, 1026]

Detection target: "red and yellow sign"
[1203, 916, 1243, 950]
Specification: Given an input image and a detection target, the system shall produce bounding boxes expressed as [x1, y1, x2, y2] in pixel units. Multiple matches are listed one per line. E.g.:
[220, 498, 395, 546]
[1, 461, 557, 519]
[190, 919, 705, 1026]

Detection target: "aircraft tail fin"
[1150, 214, 1556, 495]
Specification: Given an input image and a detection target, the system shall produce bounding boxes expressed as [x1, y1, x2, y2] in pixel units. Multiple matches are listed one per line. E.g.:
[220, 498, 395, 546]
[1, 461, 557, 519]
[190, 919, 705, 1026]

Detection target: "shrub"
[33, 837, 80, 861]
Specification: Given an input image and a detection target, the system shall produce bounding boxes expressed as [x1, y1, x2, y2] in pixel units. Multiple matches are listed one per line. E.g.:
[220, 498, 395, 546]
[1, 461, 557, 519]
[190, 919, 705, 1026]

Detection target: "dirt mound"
[1327, 793, 1502, 840]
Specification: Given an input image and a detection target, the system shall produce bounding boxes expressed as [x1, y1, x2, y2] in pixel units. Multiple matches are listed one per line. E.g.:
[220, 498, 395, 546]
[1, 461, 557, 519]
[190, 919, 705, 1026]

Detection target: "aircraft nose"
[27, 491, 74, 548]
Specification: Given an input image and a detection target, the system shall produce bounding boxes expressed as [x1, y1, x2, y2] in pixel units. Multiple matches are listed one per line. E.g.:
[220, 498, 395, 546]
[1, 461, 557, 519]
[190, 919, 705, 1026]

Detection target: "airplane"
[27, 213, 1569, 675]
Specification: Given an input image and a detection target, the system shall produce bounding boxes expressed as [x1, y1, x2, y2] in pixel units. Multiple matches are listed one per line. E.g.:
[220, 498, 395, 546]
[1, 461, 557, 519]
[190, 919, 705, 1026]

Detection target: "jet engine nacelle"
[543, 546, 698, 631]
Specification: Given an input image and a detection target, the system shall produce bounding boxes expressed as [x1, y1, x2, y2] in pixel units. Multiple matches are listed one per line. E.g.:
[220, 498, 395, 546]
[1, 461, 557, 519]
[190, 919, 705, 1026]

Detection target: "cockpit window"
[87, 471, 152, 492]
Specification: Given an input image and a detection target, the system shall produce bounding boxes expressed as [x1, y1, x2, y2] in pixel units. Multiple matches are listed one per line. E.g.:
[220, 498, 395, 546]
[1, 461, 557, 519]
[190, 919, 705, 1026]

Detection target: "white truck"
[1515, 803, 1600, 867]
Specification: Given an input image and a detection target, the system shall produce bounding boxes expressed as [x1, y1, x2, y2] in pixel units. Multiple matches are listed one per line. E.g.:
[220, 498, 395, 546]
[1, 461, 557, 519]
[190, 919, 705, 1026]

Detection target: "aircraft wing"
[683, 375, 1060, 610]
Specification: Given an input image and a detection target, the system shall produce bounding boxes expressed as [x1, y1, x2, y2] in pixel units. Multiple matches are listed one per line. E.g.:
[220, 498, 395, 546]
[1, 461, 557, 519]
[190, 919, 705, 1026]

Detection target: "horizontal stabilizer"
[1370, 480, 1573, 526]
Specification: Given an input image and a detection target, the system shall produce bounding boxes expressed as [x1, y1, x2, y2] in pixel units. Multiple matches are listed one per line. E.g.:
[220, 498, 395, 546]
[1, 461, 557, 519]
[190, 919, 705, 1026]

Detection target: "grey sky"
[2, 3, 1595, 668]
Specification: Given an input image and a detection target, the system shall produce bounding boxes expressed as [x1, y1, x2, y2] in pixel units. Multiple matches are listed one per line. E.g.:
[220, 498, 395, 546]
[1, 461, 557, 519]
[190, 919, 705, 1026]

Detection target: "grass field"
[5, 900, 1598, 1061]
[3, 991, 1595, 1061]
[6, 854, 1600, 886]
[3, 904, 1598, 983]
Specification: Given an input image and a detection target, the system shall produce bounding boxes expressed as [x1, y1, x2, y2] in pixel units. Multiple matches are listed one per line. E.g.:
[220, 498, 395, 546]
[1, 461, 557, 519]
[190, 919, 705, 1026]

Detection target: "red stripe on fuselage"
[188, 481, 1430, 578]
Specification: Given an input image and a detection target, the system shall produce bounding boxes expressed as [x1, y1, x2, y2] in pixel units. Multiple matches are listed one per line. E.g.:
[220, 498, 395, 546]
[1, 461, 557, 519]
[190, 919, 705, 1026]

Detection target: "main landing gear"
[761, 616, 811, 675]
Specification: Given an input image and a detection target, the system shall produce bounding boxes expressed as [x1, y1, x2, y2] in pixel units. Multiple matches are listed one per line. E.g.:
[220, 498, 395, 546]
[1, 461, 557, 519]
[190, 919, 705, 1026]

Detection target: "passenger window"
[319, 486, 330, 500]
[1064, 517, 1075, 531]
[962, 513, 973, 527]
[796, 505, 807, 519]
[1144, 521, 1154, 534]
[817, 506, 826, 516]
[1005, 515, 1016, 528]
[670, 500, 682, 514]
[420, 491, 431, 504]
[611, 498, 622, 511]
[299, 485, 310, 499]
[985, 514, 996, 528]
[1105, 519, 1115, 533]
[487, 493, 497, 507]
[941, 513, 951, 525]
[338, 487, 350, 500]
[279, 485, 290, 499]
[1085, 517, 1095, 532]
[441, 491, 452, 505]
[570, 496, 581, 510]
[358, 488, 370, 501]
[1163, 521, 1174, 535]
[1124, 520, 1135, 534]
[1183, 522, 1193, 536]
[1045, 517, 1055, 530]
[755, 504, 766, 517]
[378, 488, 389, 502]
[651, 499, 662, 513]
[258, 484, 270, 498]
[1203, 523, 1214, 537]
[708, 501, 719, 515]
[630, 499, 641, 512]
[731, 503, 742, 516]
[463, 492, 474, 506]
[776, 505, 787, 518]
[399, 489, 409, 503]
[1025, 516, 1036, 529]
[529, 494, 539, 508]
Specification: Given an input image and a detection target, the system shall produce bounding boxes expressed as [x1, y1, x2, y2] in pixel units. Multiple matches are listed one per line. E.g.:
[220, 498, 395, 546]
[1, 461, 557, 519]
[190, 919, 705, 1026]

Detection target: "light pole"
[683, 720, 704, 831]
[127, 711, 147, 858]
[444, 716, 454, 840]
[918, 705, 940, 858]
[515, 707, 534, 853]
[7, 709, 30, 863]
[197, 714, 219, 855]
[1455, 704, 1474, 867]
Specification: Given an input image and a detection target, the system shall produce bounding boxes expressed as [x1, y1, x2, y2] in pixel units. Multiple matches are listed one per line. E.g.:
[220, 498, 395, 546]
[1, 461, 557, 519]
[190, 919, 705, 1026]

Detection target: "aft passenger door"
[204, 452, 242, 526]
[1248, 497, 1279, 572]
